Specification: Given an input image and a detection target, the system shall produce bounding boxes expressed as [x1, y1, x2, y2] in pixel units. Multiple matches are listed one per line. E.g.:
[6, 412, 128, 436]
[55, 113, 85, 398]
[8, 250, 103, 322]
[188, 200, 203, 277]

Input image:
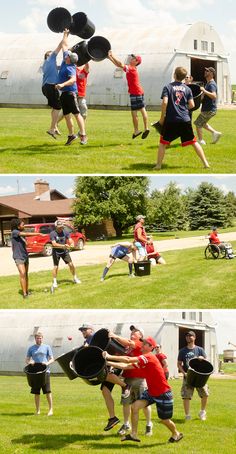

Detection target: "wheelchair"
[204, 242, 234, 260]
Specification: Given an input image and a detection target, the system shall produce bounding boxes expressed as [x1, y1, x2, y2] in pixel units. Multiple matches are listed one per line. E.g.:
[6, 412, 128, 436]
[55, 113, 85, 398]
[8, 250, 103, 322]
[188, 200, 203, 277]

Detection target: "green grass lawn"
[1, 242, 236, 309]
[0, 108, 235, 174]
[1, 376, 235, 453]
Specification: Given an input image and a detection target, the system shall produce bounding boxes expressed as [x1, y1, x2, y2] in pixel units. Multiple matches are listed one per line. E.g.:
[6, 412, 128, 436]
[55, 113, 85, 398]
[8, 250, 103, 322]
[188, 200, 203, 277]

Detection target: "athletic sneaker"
[212, 131, 222, 144]
[121, 384, 131, 398]
[52, 282, 58, 288]
[145, 422, 153, 436]
[129, 273, 136, 278]
[80, 134, 88, 145]
[104, 416, 120, 431]
[65, 134, 77, 146]
[185, 414, 191, 420]
[73, 277, 81, 284]
[199, 139, 206, 145]
[199, 410, 207, 421]
[117, 423, 131, 435]
[100, 277, 105, 282]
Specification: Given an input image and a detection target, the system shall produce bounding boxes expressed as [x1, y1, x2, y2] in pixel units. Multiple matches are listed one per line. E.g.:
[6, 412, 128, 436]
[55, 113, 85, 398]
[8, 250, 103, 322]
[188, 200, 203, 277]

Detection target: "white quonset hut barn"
[0, 310, 218, 378]
[0, 22, 231, 107]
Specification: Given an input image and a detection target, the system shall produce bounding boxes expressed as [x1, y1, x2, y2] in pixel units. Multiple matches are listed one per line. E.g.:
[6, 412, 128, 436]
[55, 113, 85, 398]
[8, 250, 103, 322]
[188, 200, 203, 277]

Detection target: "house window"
[0, 71, 9, 79]
[193, 40, 198, 50]
[211, 42, 215, 53]
[182, 312, 186, 320]
[201, 41, 208, 52]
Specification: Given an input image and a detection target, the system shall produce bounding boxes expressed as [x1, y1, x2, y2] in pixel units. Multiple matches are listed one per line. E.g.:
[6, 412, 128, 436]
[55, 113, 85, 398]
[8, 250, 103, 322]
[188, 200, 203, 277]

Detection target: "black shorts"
[60, 91, 81, 116]
[130, 94, 145, 111]
[52, 250, 72, 266]
[42, 84, 61, 110]
[30, 373, 51, 395]
[100, 368, 122, 391]
[160, 121, 196, 147]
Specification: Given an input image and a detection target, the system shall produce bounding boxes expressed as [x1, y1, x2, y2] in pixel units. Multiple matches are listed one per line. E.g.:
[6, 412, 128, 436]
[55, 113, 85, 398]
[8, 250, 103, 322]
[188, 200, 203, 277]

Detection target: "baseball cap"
[130, 325, 144, 338]
[136, 215, 146, 221]
[141, 336, 157, 349]
[78, 323, 94, 331]
[55, 220, 64, 227]
[185, 330, 196, 337]
[67, 50, 79, 64]
[135, 55, 142, 65]
[205, 67, 216, 75]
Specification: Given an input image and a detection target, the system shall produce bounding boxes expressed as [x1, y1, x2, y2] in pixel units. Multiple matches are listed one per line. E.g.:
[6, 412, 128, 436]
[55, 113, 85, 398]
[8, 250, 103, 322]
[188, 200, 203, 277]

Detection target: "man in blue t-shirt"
[100, 242, 137, 281]
[154, 66, 209, 171]
[50, 220, 81, 289]
[177, 330, 209, 421]
[194, 67, 222, 145]
[55, 29, 87, 146]
[42, 31, 67, 138]
[26, 332, 54, 415]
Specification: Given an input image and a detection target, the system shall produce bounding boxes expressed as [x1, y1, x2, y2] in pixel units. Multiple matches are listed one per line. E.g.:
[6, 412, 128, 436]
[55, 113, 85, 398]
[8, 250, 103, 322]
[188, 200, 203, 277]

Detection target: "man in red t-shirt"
[134, 215, 148, 261]
[76, 63, 89, 121]
[108, 50, 149, 140]
[104, 336, 183, 444]
[209, 227, 226, 251]
[109, 325, 153, 436]
[155, 344, 169, 379]
[146, 236, 166, 265]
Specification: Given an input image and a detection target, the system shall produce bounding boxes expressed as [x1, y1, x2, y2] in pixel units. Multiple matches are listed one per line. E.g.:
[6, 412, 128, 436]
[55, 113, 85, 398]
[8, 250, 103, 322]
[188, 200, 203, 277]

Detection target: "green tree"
[73, 176, 149, 236]
[224, 191, 236, 226]
[188, 182, 228, 230]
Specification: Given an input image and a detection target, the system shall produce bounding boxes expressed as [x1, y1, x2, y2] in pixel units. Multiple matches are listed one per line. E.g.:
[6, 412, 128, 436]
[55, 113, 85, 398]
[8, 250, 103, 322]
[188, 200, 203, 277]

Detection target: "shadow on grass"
[1, 412, 32, 417]
[12, 432, 167, 450]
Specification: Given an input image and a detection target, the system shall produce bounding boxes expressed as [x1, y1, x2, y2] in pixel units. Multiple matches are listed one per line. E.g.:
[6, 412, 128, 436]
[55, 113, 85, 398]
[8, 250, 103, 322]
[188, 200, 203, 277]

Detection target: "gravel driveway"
[1, 232, 236, 276]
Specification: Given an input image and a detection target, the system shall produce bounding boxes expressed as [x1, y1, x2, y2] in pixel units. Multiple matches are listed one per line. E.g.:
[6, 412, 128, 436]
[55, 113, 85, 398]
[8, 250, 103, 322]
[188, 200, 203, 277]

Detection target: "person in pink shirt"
[108, 51, 149, 139]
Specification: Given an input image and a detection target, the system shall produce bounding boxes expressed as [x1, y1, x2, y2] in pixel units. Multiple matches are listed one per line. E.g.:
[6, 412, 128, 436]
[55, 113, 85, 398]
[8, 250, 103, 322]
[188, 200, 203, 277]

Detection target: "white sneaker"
[212, 131, 222, 144]
[129, 273, 136, 278]
[185, 414, 191, 420]
[199, 139, 206, 145]
[73, 277, 81, 284]
[100, 277, 104, 282]
[52, 281, 58, 288]
[199, 410, 207, 421]
[47, 409, 53, 416]
[145, 422, 153, 436]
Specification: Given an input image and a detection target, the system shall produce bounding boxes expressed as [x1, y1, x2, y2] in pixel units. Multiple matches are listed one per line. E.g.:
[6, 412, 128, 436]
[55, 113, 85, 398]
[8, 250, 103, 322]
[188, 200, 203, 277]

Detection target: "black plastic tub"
[24, 363, 48, 388]
[47, 7, 72, 33]
[90, 328, 126, 355]
[134, 261, 151, 276]
[87, 36, 111, 62]
[186, 358, 214, 388]
[70, 12, 95, 39]
[71, 346, 108, 386]
[71, 41, 91, 66]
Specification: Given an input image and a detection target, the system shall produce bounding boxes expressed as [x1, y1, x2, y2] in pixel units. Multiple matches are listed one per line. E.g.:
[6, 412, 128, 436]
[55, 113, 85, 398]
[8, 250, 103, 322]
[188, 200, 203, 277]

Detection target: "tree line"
[73, 177, 236, 235]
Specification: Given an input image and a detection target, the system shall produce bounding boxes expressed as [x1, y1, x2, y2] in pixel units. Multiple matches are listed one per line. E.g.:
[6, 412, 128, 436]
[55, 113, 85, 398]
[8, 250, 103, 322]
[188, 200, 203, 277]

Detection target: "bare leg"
[196, 126, 203, 141]
[131, 111, 140, 135]
[183, 398, 190, 416]
[161, 418, 181, 439]
[17, 263, 28, 296]
[201, 396, 208, 411]
[52, 266, 58, 280]
[192, 142, 210, 168]
[34, 394, 40, 415]
[131, 399, 147, 438]
[65, 114, 74, 136]
[46, 393, 53, 415]
[140, 107, 149, 131]
[143, 405, 152, 425]
[102, 386, 115, 418]
[106, 372, 126, 388]
[123, 404, 131, 425]
[74, 113, 86, 136]
[155, 143, 166, 170]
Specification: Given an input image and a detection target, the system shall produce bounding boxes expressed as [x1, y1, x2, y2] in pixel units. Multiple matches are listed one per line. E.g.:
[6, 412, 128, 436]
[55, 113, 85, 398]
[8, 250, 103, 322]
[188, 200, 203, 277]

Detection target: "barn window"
[189, 312, 196, 321]
[201, 41, 208, 52]
[53, 337, 63, 347]
[182, 312, 186, 320]
[199, 312, 203, 322]
[211, 42, 215, 53]
[0, 71, 9, 79]
[114, 68, 123, 78]
[193, 40, 198, 50]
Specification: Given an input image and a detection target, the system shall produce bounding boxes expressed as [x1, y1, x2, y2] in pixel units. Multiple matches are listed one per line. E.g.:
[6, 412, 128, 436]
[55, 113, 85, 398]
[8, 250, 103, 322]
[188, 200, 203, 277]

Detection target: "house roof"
[0, 191, 74, 218]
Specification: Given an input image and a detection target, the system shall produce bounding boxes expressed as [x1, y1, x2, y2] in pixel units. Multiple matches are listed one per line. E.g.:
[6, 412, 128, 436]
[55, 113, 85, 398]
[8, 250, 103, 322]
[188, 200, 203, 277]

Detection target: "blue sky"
[1, 0, 236, 80]
[0, 174, 236, 197]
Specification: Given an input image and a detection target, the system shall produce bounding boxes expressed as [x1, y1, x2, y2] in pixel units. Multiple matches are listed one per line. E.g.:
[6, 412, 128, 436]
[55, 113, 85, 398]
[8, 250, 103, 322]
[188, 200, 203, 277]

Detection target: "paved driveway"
[1, 232, 236, 276]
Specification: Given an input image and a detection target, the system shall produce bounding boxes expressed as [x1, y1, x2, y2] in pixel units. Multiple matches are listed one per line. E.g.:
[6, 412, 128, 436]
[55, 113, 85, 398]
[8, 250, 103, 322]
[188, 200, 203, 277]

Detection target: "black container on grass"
[87, 36, 111, 61]
[47, 8, 72, 33]
[71, 41, 91, 66]
[90, 328, 126, 355]
[70, 12, 95, 39]
[134, 261, 151, 276]
[71, 346, 108, 386]
[24, 363, 48, 388]
[186, 358, 214, 388]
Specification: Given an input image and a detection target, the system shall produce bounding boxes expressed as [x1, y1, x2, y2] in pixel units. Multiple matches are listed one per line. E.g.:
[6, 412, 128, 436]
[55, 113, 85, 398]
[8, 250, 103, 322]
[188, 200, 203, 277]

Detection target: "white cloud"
[65, 187, 74, 196]
[28, 0, 76, 9]
[148, 0, 214, 11]
[19, 8, 43, 33]
[20, 0, 77, 32]
[0, 186, 16, 195]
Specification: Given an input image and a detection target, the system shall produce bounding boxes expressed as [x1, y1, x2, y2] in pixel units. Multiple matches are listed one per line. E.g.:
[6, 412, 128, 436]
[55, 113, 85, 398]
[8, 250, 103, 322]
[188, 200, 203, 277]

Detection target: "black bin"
[87, 36, 111, 62]
[71, 346, 108, 386]
[47, 7, 72, 33]
[55, 348, 80, 380]
[24, 363, 48, 388]
[186, 358, 214, 388]
[71, 41, 91, 66]
[134, 261, 151, 276]
[90, 328, 126, 355]
[70, 12, 95, 39]
[188, 84, 202, 111]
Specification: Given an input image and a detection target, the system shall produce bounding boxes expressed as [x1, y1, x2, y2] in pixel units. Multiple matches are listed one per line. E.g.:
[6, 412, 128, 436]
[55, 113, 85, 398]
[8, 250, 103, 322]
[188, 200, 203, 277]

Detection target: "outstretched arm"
[61, 28, 70, 52]
[107, 50, 125, 69]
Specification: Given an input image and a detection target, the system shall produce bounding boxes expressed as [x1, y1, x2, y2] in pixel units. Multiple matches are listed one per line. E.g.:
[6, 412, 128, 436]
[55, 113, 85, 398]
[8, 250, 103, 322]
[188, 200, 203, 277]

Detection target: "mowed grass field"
[1, 242, 236, 309]
[1, 376, 236, 454]
[0, 108, 236, 174]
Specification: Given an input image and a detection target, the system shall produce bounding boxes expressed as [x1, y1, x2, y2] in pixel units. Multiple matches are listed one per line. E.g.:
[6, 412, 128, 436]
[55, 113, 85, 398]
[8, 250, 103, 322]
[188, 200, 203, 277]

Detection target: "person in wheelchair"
[206, 227, 234, 259]
[209, 227, 226, 252]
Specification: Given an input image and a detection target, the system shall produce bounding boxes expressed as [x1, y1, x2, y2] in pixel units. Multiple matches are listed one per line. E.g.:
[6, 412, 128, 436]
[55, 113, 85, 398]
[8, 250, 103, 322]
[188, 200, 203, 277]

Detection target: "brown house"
[0, 179, 116, 245]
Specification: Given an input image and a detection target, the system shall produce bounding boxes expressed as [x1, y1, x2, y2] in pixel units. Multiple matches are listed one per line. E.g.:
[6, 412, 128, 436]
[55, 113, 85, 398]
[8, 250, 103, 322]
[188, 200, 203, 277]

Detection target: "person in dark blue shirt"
[154, 66, 209, 171]
[11, 218, 44, 299]
[177, 330, 209, 421]
[194, 67, 222, 145]
[101, 242, 137, 281]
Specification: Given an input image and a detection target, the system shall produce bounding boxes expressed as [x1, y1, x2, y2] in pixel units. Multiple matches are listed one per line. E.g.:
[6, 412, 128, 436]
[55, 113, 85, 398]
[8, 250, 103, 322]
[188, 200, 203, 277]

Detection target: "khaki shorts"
[194, 111, 216, 127]
[121, 377, 147, 405]
[181, 376, 209, 399]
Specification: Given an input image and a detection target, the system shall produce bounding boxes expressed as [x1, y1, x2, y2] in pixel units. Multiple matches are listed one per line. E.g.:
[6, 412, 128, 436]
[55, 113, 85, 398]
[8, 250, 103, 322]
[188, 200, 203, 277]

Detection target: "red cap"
[141, 336, 157, 349]
[135, 55, 142, 65]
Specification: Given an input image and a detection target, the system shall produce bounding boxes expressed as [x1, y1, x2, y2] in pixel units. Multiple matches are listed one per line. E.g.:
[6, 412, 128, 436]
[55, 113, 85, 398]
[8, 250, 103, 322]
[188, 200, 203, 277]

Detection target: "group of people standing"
[25, 325, 209, 445]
